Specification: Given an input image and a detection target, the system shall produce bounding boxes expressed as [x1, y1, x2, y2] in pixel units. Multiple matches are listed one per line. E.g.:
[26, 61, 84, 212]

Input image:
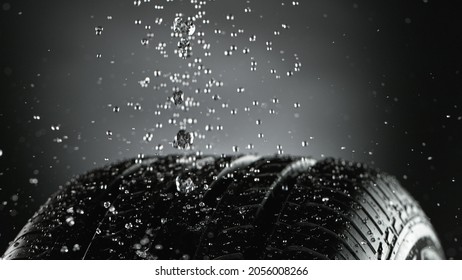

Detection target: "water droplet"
[65, 216, 75, 226]
[138, 77, 150, 88]
[176, 176, 197, 193]
[302, 141, 309, 147]
[232, 145, 239, 152]
[173, 129, 194, 149]
[175, 27, 193, 58]
[103, 201, 111, 208]
[250, 59, 257, 71]
[178, 37, 190, 49]
[60, 246, 69, 253]
[95, 26, 103, 35]
[141, 38, 149, 46]
[171, 90, 184, 105]
[173, 17, 196, 36]
[143, 133, 153, 142]
[72, 244, 81, 251]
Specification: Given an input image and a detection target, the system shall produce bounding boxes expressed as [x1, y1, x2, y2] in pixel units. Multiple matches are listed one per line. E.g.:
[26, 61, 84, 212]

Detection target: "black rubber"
[2, 155, 444, 260]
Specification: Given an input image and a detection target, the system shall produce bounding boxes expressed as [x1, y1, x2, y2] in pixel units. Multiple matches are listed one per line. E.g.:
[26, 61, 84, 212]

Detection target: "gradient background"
[1, 0, 461, 258]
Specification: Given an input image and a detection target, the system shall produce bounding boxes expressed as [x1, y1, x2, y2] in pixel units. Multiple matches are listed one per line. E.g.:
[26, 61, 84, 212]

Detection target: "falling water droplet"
[173, 129, 194, 149]
[171, 90, 184, 105]
[95, 26, 103, 35]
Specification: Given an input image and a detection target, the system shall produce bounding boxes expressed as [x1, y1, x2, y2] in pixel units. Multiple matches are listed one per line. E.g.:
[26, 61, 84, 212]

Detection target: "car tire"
[2, 155, 444, 260]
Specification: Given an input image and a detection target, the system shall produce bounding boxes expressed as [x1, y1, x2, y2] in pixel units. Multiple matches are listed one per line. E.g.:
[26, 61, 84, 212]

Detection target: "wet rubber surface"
[2, 155, 444, 260]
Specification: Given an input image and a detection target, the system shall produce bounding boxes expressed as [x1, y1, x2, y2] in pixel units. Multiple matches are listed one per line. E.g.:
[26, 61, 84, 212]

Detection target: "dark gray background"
[1, 0, 461, 258]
